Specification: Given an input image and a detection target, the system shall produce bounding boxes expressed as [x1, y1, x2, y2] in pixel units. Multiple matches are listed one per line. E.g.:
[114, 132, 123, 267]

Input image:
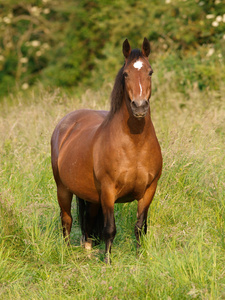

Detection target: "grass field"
[0, 81, 225, 299]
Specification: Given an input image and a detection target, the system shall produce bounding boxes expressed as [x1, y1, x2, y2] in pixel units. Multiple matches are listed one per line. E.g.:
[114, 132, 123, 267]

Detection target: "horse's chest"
[94, 132, 162, 201]
[114, 156, 153, 200]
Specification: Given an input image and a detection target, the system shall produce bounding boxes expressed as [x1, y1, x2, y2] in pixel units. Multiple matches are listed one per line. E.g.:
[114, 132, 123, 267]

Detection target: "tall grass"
[0, 82, 224, 299]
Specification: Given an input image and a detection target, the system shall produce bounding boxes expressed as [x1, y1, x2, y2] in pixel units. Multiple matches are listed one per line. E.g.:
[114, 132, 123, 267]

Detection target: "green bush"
[0, 0, 224, 98]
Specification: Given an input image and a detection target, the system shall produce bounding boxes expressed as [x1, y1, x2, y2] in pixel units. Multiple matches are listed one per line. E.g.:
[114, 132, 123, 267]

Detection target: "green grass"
[0, 82, 225, 299]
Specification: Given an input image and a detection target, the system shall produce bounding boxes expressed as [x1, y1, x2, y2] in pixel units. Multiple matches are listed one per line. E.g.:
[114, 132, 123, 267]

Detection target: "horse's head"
[123, 38, 153, 119]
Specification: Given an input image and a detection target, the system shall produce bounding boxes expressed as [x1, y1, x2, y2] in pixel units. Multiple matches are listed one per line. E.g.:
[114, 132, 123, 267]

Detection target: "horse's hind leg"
[85, 202, 102, 247]
[57, 184, 73, 244]
[77, 199, 102, 250]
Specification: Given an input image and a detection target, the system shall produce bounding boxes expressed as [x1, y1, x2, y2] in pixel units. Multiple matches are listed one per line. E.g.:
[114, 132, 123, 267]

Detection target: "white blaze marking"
[133, 60, 143, 70]
[139, 81, 142, 96]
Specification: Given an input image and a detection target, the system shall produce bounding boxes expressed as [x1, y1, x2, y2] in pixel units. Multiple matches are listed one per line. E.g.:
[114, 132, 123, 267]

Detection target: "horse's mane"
[108, 49, 144, 119]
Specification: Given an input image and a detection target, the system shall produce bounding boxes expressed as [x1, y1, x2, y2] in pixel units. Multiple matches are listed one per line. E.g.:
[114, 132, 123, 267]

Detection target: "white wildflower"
[36, 50, 42, 57]
[218, 53, 223, 63]
[206, 48, 215, 57]
[199, 1, 204, 6]
[31, 40, 40, 47]
[31, 6, 38, 12]
[165, 0, 171, 3]
[22, 83, 29, 90]
[3, 17, 11, 24]
[42, 43, 50, 50]
[216, 15, 222, 22]
[212, 21, 219, 27]
[0, 55, 5, 61]
[206, 14, 214, 19]
[20, 57, 28, 63]
[43, 8, 50, 14]
[31, 6, 41, 16]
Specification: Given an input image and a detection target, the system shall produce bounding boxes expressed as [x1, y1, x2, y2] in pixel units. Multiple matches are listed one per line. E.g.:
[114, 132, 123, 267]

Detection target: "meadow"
[0, 77, 225, 298]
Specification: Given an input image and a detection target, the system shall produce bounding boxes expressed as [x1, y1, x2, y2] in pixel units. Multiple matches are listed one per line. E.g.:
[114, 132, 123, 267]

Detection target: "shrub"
[0, 0, 224, 98]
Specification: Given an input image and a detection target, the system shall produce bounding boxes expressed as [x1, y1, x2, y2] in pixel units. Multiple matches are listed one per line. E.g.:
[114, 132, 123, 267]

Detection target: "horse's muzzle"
[131, 100, 149, 119]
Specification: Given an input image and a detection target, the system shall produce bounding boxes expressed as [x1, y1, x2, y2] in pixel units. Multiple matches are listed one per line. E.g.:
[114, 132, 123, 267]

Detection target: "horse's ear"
[142, 37, 151, 57]
[123, 39, 131, 58]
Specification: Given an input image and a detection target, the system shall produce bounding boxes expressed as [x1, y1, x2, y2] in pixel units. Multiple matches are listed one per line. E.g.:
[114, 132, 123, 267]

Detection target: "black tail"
[76, 197, 104, 243]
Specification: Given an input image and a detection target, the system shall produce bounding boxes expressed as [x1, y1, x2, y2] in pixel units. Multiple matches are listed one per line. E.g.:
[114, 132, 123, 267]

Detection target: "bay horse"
[51, 38, 162, 263]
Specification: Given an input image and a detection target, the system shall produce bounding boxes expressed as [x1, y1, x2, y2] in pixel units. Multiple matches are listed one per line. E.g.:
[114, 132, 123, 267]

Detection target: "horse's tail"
[76, 197, 104, 243]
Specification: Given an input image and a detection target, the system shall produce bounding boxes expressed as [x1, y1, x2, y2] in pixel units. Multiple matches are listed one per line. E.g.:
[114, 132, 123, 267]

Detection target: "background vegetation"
[0, 0, 225, 299]
[0, 0, 225, 98]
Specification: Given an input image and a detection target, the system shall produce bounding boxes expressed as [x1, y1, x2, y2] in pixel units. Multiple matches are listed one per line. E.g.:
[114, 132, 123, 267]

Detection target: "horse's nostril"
[143, 100, 148, 109]
[131, 100, 138, 108]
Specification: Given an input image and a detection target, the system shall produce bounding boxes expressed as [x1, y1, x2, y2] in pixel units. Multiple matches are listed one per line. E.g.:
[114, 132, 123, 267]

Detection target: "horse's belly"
[58, 139, 100, 203]
[115, 182, 148, 203]
[59, 160, 100, 203]
[115, 195, 136, 203]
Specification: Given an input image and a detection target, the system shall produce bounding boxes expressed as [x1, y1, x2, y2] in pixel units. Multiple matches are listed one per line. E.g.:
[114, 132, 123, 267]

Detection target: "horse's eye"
[149, 70, 153, 76]
[124, 72, 128, 78]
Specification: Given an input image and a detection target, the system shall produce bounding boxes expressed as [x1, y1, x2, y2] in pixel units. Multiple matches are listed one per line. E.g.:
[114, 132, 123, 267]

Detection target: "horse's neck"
[111, 98, 152, 138]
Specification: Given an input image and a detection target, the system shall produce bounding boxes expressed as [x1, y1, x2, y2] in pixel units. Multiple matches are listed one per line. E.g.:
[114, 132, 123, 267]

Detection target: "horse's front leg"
[135, 179, 159, 249]
[101, 188, 116, 264]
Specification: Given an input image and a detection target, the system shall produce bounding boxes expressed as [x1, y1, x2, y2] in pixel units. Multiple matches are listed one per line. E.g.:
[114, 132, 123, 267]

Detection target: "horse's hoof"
[81, 236, 93, 250]
[84, 238, 93, 250]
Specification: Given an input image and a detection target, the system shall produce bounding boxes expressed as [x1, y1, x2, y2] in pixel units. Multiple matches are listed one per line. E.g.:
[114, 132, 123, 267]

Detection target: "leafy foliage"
[0, 0, 224, 98]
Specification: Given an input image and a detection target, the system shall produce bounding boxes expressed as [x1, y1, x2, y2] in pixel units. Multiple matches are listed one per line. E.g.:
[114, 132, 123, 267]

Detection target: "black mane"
[108, 49, 144, 118]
